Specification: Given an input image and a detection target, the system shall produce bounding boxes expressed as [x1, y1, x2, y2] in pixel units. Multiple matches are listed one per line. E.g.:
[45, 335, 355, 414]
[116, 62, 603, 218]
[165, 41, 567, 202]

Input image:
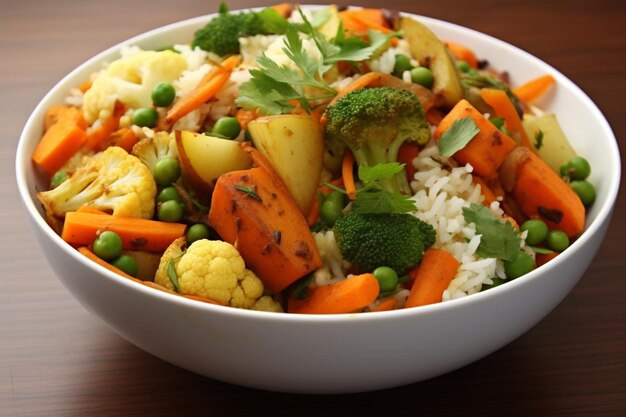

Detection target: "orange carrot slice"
[165, 55, 240, 124]
[405, 248, 459, 308]
[480, 88, 533, 150]
[434, 99, 516, 178]
[513, 74, 556, 103]
[32, 106, 88, 175]
[287, 273, 380, 314]
[62, 211, 186, 252]
[445, 40, 478, 69]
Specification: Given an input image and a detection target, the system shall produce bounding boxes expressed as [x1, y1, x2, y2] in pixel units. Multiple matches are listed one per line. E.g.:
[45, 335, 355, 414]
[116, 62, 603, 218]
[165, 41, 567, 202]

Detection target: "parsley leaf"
[438, 117, 480, 157]
[351, 162, 416, 214]
[352, 189, 416, 214]
[236, 7, 401, 114]
[462, 203, 521, 261]
[357, 162, 405, 183]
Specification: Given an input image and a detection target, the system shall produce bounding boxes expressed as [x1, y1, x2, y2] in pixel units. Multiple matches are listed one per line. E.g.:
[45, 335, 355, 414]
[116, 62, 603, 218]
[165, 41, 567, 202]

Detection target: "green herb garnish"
[438, 117, 480, 157]
[234, 185, 262, 202]
[167, 260, 180, 292]
[236, 8, 399, 114]
[462, 203, 521, 261]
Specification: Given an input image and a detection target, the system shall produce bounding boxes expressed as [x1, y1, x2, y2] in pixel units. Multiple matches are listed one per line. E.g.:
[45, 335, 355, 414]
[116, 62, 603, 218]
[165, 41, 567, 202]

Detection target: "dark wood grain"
[1, 1, 624, 416]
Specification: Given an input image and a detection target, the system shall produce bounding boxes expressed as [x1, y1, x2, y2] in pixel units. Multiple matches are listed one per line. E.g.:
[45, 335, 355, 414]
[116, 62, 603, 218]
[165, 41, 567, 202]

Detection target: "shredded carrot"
[62, 211, 187, 252]
[445, 40, 478, 68]
[235, 108, 259, 131]
[165, 55, 241, 124]
[84, 100, 126, 151]
[480, 88, 533, 150]
[513, 74, 556, 103]
[342, 150, 357, 200]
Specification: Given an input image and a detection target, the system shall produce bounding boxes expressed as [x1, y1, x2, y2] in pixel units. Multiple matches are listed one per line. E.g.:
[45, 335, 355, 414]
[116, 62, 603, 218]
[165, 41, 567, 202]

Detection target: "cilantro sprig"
[236, 8, 400, 115]
[462, 203, 521, 261]
[326, 162, 416, 214]
[438, 117, 480, 157]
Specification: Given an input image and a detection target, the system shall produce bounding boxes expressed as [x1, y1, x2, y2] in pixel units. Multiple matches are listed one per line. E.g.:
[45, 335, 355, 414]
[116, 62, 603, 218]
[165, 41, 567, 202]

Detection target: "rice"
[409, 140, 507, 300]
[311, 138, 513, 305]
[368, 39, 415, 75]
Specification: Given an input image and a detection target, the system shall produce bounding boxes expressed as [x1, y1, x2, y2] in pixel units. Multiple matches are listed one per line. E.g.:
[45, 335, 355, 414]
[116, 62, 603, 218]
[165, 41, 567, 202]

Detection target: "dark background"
[1, 1, 624, 416]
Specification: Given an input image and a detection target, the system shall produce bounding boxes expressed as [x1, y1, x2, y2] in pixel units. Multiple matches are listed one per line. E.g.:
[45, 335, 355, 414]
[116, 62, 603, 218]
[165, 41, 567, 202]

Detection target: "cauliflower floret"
[131, 131, 178, 173]
[250, 295, 284, 313]
[83, 50, 187, 124]
[37, 146, 156, 219]
[155, 239, 276, 309]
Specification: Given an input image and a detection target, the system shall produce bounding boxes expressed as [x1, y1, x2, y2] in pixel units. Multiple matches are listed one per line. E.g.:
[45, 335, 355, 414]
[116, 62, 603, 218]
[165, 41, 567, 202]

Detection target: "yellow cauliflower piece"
[37, 146, 156, 219]
[83, 50, 187, 124]
[155, 239, 271, 309]
[251, 296, 284, 313]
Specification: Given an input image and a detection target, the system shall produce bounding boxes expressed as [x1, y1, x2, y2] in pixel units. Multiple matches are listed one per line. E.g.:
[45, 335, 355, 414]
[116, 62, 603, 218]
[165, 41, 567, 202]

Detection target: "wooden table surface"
[1, 0, 624, 415]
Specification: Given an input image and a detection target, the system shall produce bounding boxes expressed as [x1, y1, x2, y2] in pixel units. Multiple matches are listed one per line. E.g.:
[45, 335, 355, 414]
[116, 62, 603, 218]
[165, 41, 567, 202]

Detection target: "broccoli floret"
[192, 6, 288, 56]
[333, 212, 436, 275]
[323, 87, 430, 194]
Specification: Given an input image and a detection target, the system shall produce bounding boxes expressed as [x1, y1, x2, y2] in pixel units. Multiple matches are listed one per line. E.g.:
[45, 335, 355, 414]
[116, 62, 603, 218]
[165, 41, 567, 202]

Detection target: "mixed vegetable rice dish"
[31, 4, 596, 314]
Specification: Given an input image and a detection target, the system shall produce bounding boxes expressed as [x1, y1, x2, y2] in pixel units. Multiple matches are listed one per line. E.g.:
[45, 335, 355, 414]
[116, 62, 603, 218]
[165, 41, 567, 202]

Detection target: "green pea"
[570, 180, 596, 206]
[186, 223, 210, 244]
[520, 219, 549, 245]
[50, 170, 68, 188]
[560, 156, 591, 180]
[151, 82, 176, 107]
[481, 277, 506, 291]
[132, 107, 159, 128]
[211, 117, 241, 139]
[457, 61, 471, 73]
[325, 190, 345, 206]
[504, 251, 535, 279]
[153, 157, 181, 186]
[320, 199, 343, 226]
[373, 266, 399, 292]
[393, 54, 413, 77]
[546, 230, 569, 252]
[410, 67, 434, 88]
[158, 200, 184, 222]
[93, 231, 123, 261]
[110, 255, 138, 277]
[157, 186, 181, 203]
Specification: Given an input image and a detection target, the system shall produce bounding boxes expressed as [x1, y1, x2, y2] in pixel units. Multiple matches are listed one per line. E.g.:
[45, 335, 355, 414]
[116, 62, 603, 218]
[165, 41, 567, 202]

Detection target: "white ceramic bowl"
[15, 7, 620, 394]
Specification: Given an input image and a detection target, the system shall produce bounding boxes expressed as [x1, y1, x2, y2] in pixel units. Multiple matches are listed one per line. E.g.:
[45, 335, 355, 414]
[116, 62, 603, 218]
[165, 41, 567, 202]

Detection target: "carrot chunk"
[405, 248, 459, 308]
[62, 211, 186, 252]
[434, 99, 516, 178]
[287, 273, 380, 314]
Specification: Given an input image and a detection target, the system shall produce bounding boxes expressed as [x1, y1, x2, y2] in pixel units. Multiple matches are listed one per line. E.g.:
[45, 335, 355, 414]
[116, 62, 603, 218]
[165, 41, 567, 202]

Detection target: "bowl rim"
[15, 5, 622, 324]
